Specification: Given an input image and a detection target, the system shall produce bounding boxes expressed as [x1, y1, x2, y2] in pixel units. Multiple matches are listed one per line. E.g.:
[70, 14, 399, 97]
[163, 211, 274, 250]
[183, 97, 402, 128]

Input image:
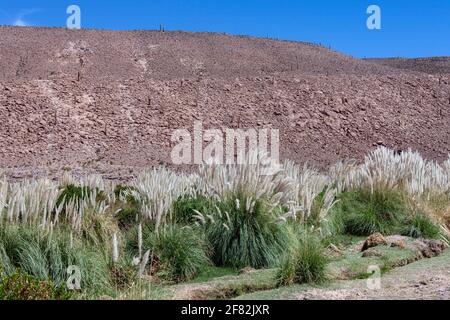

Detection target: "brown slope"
[366, 57, 450, 75]
[0, 27, 450, 179]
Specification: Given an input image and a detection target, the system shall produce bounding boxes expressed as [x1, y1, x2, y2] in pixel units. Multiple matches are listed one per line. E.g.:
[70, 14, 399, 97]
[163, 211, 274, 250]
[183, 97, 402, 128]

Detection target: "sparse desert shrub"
[140, 224, 211, 282]
[277, 233, 327, 286]
[171, 195, 214, 225]
[332, 188, 409, 236]
[0, 269, 71, 300]
[202, 191, 293, 269]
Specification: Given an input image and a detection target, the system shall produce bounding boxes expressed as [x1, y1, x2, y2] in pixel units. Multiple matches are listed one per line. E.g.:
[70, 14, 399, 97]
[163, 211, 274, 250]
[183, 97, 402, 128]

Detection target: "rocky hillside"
[0, 26, 450, 179]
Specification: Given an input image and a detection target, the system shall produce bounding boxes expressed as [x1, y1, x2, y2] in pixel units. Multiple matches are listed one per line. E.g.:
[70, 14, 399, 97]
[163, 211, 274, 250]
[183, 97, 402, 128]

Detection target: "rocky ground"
[1, 27, 450, 180]
[239, 249, 450, 300]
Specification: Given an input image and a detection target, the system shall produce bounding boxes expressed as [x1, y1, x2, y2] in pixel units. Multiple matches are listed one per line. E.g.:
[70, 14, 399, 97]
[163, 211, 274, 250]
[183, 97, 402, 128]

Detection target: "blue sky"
[0, 0, 449, 58]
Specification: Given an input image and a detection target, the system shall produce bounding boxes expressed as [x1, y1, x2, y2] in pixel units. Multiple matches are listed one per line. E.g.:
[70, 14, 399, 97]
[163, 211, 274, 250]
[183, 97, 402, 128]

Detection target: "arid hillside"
[1, 26, 450, 179]
[367, 57, 450, 75]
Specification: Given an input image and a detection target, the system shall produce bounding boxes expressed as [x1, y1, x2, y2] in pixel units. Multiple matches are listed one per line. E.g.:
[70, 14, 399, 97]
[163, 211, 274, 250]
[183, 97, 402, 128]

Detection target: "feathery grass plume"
[282, 160, 338, 225]
[198, 149, 295, 209]
[2, 178, 59, 228]
[137, 223, 143, 259]
[342, 146, 450, 197]
[195, 150, 296, 268]
[112, 233, 119, 263]
[129, 167, 199, 232]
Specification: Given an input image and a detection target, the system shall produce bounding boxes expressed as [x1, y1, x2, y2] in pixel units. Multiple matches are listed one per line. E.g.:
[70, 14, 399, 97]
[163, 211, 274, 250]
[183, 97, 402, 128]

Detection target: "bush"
[401, 214, 442, 239]
[205, 191, 293, 269]
[171, 195, 214, 225]
[332, 188, 409, 236]
[0, 269, 71, 300]
[277, 233, 327, 286]
[56, 184, 100, 208]
[137, 224, 211, 282]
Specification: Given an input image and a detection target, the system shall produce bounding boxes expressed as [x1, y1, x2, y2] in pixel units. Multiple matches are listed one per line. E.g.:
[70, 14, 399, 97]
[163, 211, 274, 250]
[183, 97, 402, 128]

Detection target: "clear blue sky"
[1, 0, 449, 58]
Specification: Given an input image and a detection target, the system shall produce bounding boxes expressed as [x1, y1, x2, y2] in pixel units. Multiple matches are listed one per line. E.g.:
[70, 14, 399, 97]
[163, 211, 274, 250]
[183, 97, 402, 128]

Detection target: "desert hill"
[0, 26, 449, 179]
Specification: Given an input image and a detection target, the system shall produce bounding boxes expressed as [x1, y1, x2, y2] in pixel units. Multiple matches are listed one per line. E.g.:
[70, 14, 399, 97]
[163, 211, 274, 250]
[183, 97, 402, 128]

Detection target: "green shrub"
[401, 214, 442, 239]
[332, 188, 409, 236]
[56, 184, 97, 207]
[114, 185, 141, 230]
[171, 195, 214, 225]
[141, 224, 211, 282]
[277, 233, 327, 286]
[205, 191, 293, 269]
[0, 269, 71, 300]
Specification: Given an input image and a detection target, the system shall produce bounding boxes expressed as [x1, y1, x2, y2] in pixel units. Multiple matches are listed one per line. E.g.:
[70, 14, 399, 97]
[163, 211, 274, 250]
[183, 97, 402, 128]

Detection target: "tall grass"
[0, 146, 449, 295]
[277, 232, 327, 286]
[0, 225, 111, 292]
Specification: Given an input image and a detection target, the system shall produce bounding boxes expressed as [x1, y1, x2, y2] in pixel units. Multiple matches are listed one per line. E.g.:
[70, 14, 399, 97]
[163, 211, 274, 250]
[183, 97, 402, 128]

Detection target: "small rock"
[414, 239, 448, 258]
[362, 233, 387, 252]
[390, 239, 407, 249]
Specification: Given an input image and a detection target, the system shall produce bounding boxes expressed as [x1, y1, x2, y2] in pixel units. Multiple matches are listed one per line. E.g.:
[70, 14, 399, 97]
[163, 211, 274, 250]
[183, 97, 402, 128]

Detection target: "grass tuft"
[277, 232, 327, 286]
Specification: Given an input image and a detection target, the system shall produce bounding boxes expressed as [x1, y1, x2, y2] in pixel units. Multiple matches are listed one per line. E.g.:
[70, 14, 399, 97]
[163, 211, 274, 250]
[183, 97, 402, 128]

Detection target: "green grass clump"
[171, 195, 214, 225]
[205, 191, 293, 269]
[0, 225, 111, 294]
[141, 224, 211, 282]
[400, 213, 442, 239]
[332, 188, 410, 236]
[56, 184, 99, 207]
[113, 185, 142, 230]
[0, 269, 71, 300]
[277, 233, 327, 286]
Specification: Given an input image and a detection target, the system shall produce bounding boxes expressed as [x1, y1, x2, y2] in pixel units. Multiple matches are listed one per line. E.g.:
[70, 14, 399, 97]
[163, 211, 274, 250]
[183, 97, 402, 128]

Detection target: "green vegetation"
[277, 233, 327, 286]
[0, 225, 111, 294]
[140, 224, 211, 282]
[0, 269, 71, 300]
[171, 195, 214, 225]
[0, 147, 448, 300]
[400, 213, 442, 239]
[332, 188, 409, 236]
[205, 191, 293, 269]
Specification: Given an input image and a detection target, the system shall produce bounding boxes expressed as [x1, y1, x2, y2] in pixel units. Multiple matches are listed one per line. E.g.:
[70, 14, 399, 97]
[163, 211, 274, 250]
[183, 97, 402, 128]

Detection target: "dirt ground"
[237, 249, 450, 300]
